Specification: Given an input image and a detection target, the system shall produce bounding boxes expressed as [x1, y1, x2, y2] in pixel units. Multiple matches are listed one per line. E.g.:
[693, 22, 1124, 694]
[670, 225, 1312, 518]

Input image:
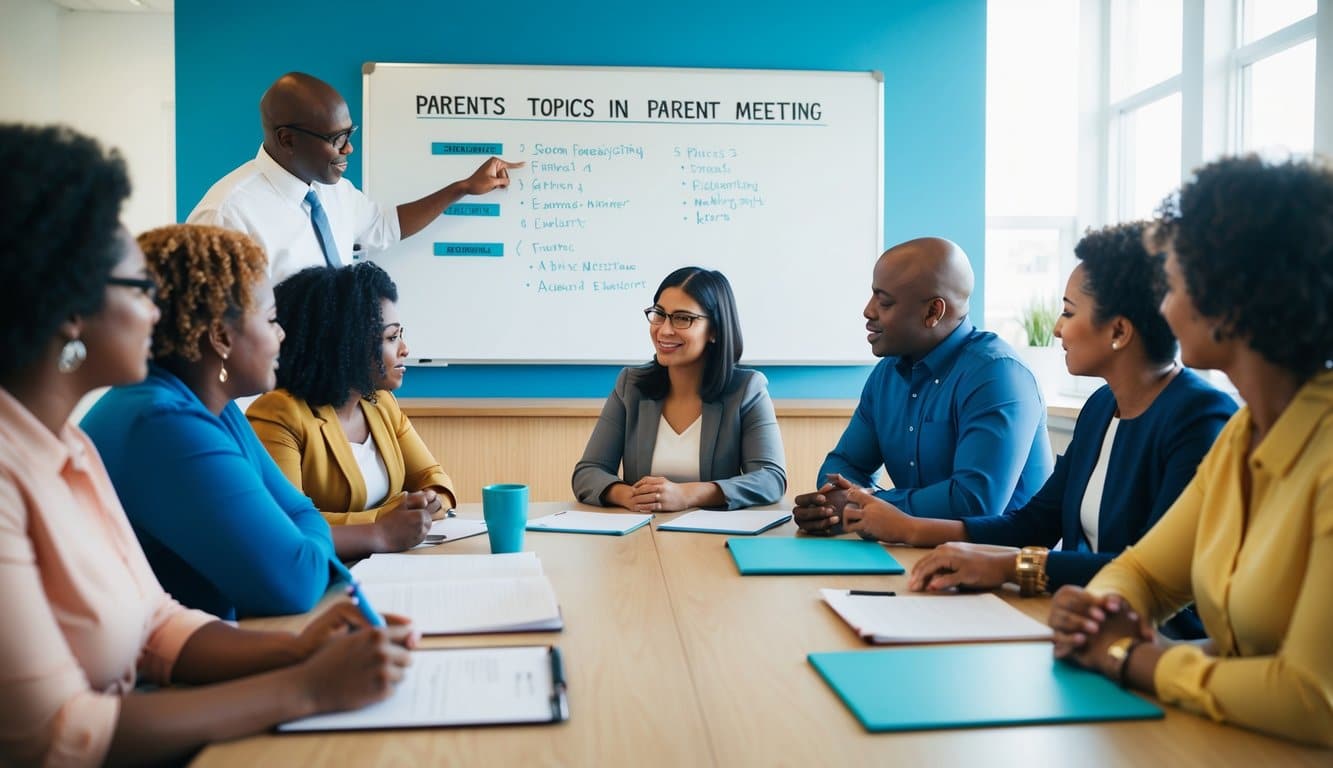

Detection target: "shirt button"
[911, 393, 918, 398]
[909, 460, 916, 467]
[934, 379, 940, 384]
[908, 426, 915, 432]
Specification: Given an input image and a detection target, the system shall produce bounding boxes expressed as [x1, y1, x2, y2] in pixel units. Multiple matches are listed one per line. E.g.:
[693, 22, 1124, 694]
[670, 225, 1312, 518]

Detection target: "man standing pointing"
[189, 71, 523, 281]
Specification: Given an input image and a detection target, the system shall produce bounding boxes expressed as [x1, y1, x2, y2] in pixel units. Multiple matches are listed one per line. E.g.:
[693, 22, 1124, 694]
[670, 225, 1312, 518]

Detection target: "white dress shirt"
[1078, 416, 1120, 552]
[187, 146, 401, 282]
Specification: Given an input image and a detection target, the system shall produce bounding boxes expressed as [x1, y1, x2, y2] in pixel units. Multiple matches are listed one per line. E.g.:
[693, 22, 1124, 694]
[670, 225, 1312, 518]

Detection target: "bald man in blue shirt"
[794, 237, 1052, 534]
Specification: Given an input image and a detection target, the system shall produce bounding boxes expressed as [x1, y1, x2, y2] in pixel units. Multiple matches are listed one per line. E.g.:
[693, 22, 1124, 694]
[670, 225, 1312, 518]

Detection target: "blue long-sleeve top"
[964, 368, 1236, 590]
[818, 318, 1053, 518]
[81, 364, 337, 619]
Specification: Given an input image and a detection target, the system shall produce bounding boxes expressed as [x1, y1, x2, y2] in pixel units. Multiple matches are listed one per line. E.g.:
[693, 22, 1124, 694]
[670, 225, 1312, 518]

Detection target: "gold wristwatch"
[1106, 636, 1140, 688]
[1014, 546, 1049, 597]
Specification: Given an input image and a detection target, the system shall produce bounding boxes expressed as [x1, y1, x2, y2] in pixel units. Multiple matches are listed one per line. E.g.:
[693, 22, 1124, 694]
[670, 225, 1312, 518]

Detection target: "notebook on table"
[725, 537, 905, 575]
[657, 508, 791, 535]
[412, 517, 488, 549]
[808, 643, 1162, 732]
[526, 510, 652, 536]
[820, 590, 1053, 644]
[351, 552, 562, 635]
[279, 645, 569, 731]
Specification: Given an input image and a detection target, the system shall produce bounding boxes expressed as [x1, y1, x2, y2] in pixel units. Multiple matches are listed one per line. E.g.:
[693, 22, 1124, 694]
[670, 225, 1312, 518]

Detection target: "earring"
[218, 354, 229, 384]
[1111, 341, 1119, 350]
[57, 339, 87, 373]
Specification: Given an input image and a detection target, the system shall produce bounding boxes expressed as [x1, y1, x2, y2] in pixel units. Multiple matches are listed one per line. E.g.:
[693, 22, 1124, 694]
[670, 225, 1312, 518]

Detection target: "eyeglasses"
[644, 307, 708, 329]
[277, 124, 358, 151]
[107, 276, 158, 301]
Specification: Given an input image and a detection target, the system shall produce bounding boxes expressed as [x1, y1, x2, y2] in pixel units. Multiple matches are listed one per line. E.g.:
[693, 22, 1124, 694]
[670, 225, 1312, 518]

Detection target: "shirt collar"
[1251, 369, 1333, 477]
[893, 316, 976, 380]
[0, 385, 86, 473]
[254, 144, 317, 206]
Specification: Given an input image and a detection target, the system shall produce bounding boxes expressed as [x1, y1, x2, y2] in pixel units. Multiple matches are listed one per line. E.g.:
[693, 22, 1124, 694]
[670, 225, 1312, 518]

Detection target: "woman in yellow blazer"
[1049, 156, 1333, 747]
[248, 263, 456, 558]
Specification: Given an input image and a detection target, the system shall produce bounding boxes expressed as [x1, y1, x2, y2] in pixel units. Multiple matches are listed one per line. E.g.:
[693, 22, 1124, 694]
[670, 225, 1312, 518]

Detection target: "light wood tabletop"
[193, 501, 1330, 767]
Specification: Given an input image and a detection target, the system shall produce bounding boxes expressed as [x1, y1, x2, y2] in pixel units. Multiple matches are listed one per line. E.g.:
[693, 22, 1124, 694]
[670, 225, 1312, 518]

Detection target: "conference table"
[194, 502, 1328, 767]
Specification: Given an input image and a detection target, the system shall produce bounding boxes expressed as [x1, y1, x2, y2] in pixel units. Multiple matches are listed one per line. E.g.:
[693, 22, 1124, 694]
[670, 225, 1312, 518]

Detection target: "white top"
[649, 414, 702, 482]
[1079, 416, 1120, 552]
[349, 431, 391, 509]
[187, 145, 401, 282]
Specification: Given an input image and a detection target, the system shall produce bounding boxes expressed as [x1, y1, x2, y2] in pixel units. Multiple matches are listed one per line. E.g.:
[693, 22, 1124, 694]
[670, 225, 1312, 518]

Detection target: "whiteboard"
[362, 63, 883, 364]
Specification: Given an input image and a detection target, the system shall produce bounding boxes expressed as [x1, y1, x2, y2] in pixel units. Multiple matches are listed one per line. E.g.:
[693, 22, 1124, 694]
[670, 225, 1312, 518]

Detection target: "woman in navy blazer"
[573, 267, 786, 511]
[841, 223, 1236, 602]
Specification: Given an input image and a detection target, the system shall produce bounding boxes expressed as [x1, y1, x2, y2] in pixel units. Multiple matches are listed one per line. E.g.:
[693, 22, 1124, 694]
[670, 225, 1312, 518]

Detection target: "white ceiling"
[47, 0, 173, 12]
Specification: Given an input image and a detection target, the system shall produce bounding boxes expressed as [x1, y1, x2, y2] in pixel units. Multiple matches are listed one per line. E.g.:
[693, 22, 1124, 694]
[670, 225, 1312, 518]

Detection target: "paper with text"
[278, 646, 562, 731]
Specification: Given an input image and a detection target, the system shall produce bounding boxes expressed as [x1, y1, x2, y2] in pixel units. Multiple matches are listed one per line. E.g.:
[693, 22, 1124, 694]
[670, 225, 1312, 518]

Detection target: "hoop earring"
[218, 355, 229, 384]
[57, 339, 87, 374]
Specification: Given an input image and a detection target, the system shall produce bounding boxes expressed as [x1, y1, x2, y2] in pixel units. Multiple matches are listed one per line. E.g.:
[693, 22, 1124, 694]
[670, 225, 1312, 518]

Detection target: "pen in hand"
[345, 580, 387, 627]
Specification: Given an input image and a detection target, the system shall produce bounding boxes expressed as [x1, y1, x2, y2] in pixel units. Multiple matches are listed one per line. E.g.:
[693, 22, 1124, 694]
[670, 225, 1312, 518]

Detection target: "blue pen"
[345, 579, 386, 628]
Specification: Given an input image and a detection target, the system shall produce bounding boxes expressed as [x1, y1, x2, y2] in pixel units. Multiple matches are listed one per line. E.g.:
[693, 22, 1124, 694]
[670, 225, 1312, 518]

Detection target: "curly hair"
[136, 224, 268, 363]
[1074, 221, 1176, 364]
[635, 266, 744, 402]
[0, 124, 130, 380]
[273, 262, 398, 407]
[1150, 155, 1333, 379]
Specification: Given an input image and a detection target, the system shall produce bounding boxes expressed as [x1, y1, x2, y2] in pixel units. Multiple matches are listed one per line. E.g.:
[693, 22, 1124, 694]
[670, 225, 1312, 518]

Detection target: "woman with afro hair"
[1052, 156, 1333, 747]
[247, 262, 454, 557]
[0, 125, 411, 767]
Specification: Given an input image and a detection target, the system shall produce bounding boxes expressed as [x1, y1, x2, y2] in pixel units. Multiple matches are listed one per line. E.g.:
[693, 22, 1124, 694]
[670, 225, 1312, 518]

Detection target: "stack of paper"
[526, 510, 651, 535]
[820, 590, 1053, 644]
[351, 552, 562, 635]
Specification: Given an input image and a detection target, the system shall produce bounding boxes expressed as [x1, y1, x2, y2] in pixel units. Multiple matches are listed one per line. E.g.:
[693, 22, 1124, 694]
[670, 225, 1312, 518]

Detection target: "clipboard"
[278, 645, 570, 732]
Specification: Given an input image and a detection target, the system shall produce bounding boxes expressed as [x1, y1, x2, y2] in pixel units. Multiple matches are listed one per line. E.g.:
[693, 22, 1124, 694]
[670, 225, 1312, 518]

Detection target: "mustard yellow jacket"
[247, 389, 455, 526]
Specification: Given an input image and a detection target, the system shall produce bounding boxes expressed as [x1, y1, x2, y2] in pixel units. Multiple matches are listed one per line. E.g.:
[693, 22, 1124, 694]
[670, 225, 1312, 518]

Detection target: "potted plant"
[1016, 299, 1066, 396]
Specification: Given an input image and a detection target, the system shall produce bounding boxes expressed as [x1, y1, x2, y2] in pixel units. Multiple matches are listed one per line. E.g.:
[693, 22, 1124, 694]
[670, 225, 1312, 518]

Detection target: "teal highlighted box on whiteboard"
[364, 63, 884, 364]
[434, 242, 504, 257]
[431, 142, 504, 155]
[444, 204, 501, 217]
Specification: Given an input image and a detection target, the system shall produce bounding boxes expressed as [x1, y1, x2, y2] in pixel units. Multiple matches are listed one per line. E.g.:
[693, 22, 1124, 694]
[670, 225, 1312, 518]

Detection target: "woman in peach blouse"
[0, 124, 415, 766]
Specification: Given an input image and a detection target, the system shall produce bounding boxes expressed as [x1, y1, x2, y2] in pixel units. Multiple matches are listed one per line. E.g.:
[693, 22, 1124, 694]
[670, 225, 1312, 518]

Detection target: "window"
[985, 0, 1079, 359]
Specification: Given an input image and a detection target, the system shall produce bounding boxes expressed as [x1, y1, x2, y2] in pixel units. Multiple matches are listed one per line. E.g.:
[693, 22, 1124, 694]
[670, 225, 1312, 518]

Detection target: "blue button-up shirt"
[819, 318, 1053, 518]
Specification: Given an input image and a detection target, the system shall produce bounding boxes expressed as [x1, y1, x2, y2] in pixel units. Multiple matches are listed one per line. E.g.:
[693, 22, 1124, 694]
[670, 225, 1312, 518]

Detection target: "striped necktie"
[304, 188, 340, 267]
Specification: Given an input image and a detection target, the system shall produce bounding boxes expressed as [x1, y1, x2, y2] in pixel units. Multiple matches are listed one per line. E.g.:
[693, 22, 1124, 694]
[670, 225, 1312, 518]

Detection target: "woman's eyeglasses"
[644, 307, 708, 329]
[107, 276, 158, 301]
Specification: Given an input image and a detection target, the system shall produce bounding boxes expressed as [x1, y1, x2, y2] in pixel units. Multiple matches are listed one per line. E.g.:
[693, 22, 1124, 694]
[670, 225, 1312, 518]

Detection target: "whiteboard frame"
[362, 62, 884, 366]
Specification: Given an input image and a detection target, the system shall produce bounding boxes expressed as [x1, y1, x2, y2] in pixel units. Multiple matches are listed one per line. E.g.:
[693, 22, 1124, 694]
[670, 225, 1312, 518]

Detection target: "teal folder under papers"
[725, 538, 905, 575]
[808, 643, 1163, 732]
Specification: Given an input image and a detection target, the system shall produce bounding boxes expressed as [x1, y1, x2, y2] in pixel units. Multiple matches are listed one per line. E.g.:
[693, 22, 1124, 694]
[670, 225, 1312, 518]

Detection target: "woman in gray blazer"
[572, 267, 787, 511]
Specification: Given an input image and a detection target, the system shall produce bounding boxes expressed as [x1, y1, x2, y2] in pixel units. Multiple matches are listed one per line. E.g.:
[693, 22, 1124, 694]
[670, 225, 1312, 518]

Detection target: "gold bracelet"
[1106, 636, 1141, 688]
[1015, 546, 1049, 597]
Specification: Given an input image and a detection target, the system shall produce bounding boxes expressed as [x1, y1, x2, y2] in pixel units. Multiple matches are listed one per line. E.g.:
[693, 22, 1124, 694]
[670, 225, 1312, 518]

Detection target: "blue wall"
[175, 0, 986, 398]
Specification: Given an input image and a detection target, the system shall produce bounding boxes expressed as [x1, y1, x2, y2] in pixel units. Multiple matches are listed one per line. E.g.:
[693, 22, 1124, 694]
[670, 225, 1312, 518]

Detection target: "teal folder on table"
[725, 538, 905, 575]
[808, 643, 1163, 732]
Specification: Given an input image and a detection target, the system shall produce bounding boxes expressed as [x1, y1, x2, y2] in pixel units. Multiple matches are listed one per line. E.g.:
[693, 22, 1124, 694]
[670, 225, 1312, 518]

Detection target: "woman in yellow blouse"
[248, 262, 456, 557]
[1050, 155, 1333, 747]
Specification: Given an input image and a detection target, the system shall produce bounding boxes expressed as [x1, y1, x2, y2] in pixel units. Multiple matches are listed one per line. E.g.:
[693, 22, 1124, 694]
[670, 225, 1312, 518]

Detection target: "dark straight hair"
[635, 266, 744, 402]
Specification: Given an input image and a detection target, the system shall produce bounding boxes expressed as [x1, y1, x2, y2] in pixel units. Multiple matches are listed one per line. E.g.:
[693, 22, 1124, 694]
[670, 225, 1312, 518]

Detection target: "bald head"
[260, 72, 346, 132]
[877, 237, 974, 316]
[260, 73, 354, 186]
[863, 237, 975, 359]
